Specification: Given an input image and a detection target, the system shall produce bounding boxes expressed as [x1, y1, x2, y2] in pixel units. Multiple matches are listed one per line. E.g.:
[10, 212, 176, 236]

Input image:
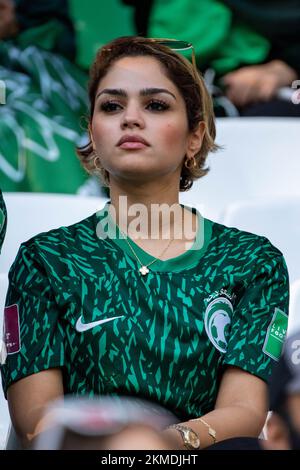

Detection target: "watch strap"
[167, 424, 200, 450]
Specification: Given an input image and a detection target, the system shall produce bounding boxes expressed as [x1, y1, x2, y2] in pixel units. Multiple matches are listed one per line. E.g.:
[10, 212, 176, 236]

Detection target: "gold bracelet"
[189, 417, 217, 444]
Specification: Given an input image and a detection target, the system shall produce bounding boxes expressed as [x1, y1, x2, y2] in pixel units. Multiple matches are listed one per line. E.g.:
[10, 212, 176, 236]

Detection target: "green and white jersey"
[1, 202, 289, 421]
[0, 190, 7, 253]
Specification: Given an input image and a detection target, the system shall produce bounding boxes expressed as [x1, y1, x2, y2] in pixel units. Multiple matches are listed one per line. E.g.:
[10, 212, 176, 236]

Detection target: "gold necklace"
[118, 227, 174, 276]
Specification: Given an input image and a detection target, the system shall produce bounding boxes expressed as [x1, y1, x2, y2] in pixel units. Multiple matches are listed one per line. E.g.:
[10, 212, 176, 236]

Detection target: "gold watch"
[169, 424, 200, 450]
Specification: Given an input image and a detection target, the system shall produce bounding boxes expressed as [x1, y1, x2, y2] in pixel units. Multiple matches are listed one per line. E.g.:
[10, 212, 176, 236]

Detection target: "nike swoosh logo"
[75, 315, 125, 332]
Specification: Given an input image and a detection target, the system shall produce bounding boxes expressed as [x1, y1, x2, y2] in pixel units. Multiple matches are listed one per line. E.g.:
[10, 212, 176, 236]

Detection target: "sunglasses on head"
[148, 38, 197, 69]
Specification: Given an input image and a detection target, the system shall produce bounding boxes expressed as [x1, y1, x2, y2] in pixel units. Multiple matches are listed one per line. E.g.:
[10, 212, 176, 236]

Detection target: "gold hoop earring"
[184, 155, 197, 169]
[93, 152, 102, 172]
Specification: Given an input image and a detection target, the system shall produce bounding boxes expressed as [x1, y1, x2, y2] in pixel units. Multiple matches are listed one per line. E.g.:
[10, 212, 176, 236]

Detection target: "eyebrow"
[96, 88, 177, 100]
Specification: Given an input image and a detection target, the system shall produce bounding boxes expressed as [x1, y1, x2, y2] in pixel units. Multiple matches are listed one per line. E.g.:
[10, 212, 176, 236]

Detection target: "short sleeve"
[1, 242, 65, 398]
[222, 240, 289, 383]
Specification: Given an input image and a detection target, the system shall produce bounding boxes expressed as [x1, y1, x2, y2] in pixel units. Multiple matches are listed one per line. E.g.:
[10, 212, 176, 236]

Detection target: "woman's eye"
[146, 100, 170, 111]
[100, 101, 122, 113]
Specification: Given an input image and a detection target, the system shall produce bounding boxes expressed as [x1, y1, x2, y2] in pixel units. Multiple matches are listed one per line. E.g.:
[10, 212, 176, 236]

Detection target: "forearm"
[16, 405, 49, 449]
[7, 369, 64, 448]
[166, 405, 267, 450]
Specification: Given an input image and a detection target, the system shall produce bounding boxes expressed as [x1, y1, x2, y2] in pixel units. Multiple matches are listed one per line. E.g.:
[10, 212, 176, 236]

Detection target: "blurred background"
[0, 0, 300, 449]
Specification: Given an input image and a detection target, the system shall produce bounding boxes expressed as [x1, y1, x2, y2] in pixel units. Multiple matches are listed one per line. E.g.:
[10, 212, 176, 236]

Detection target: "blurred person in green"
[0, 0, 76, 58]
[125, 0, 300, 117]
[0, 0, 89, 194]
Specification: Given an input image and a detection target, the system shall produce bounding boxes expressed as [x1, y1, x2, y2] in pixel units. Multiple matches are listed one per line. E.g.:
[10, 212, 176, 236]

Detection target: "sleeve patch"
[263, 308, 288, 361]
[4, 304, 21, 354]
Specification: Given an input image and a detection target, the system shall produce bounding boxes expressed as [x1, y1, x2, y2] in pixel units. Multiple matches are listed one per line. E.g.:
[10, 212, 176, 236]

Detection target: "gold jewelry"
[189, 417, 217, 444]
[167, 424, 200, 450]
[93, 153, 102, 171]
[148, 38, 197, 70]
[118, 226, 174, 276]
[93, 153, 110, 186]
[184, 155, 197, 169]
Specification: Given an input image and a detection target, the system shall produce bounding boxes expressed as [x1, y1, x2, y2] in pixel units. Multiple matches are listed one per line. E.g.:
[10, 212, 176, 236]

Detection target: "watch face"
[186, 430, 200, 449]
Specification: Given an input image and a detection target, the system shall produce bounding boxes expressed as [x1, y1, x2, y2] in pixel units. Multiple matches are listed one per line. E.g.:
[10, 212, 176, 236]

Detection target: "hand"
[222, 60, 298, 107]
[0, 0, 18, 40]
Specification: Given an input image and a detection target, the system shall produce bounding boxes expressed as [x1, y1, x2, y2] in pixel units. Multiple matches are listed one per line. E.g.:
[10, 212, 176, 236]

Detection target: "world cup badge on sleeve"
[263, 308, 288, 361]
[4, 304, 21, 354]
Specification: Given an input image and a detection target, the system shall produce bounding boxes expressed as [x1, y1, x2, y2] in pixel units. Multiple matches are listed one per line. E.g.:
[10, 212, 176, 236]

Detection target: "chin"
[113, 167, 161, 183]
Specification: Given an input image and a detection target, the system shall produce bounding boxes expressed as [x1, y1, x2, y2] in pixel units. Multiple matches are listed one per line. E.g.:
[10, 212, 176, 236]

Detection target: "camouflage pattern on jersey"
[1, 203, 289, 420]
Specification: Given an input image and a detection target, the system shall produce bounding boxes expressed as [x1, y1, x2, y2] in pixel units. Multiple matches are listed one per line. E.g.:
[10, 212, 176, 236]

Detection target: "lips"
[117, 135, 150, 149]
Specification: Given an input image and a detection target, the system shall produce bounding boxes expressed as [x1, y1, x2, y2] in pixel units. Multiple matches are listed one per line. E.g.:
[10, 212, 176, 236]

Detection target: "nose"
[121, 102, 145, 129]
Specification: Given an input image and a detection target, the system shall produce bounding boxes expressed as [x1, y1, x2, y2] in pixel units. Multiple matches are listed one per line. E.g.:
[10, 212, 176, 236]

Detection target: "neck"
[108, 179, 196, 242]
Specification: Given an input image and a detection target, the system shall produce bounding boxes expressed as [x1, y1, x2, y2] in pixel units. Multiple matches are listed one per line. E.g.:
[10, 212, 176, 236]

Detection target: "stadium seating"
[180, 118, 300, 222]
[0, 192, 108, 274]
[289, 279, 300, 336]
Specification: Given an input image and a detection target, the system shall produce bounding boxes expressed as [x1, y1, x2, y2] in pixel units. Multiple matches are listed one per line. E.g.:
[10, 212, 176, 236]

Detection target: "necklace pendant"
[139, 266, 149, 276]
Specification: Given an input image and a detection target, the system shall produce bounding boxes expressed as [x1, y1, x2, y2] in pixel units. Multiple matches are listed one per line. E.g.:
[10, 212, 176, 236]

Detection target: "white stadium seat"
[0, 192, 108, 274]
[289, 279, 300, 336]
[180, 118, 300, 221]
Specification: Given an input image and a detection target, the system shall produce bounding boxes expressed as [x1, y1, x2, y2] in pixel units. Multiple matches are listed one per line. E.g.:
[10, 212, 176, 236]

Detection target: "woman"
[1, 37, 289, 449]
